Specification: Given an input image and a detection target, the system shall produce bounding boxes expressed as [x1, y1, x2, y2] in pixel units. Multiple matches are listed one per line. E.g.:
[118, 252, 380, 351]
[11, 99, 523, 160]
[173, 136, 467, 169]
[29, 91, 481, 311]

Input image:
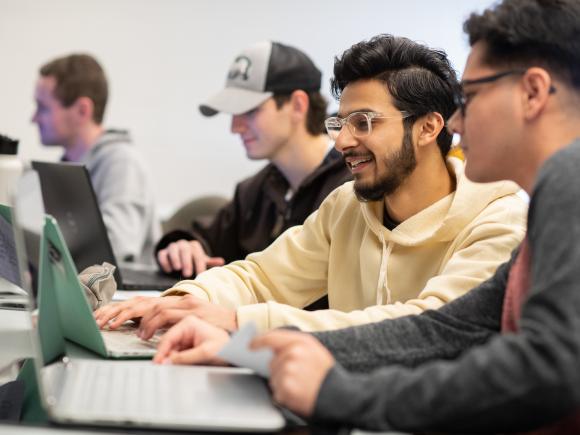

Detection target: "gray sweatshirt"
[82, 129, 160, 264]
[312, 139, 580, 433]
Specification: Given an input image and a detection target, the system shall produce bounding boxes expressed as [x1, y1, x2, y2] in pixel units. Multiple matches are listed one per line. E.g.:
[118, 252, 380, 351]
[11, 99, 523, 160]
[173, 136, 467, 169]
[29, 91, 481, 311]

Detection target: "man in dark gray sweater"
[150, 0, 580, 432]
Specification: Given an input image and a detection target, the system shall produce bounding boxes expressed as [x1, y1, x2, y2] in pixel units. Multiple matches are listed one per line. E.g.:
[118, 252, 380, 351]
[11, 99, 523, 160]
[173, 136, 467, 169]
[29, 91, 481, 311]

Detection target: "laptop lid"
[31, 161, 177, 291]
[30, 161, 124, 287]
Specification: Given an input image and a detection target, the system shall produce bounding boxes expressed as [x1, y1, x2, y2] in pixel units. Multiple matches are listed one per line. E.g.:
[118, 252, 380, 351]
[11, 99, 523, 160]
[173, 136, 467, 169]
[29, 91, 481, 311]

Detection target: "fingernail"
[162, 358, 172, 365]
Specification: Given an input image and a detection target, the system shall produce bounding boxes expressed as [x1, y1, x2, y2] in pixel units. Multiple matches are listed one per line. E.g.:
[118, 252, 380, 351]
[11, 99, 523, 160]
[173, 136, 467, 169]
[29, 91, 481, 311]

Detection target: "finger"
[139, 308, 190, 339]
[191, 242, 208, 275]
[251, 330, 308, 352]
[179, 242, 194, 278]
[269, 349, 290, 377]
[167, 243, 183, 271]
[107, 303, 149, 329]
[169, 344, 225, 366]
[269, 374, 286, 407]
[139, 296, 191, 327]
[206, 256, 226, 268]
[157, 249, 172, 273]
[94, 304, 125, 328]
[154, 321, 193, 363]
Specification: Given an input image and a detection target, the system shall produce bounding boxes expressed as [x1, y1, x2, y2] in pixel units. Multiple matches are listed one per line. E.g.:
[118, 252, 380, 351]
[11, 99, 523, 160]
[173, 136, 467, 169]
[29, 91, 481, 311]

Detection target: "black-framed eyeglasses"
[453, 69, 557, 117]
[324, 111, 411, 141]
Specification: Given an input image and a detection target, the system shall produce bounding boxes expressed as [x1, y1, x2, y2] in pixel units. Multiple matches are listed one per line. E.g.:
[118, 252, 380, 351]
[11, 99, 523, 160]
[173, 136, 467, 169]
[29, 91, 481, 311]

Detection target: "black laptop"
[31, 161, 178, 290]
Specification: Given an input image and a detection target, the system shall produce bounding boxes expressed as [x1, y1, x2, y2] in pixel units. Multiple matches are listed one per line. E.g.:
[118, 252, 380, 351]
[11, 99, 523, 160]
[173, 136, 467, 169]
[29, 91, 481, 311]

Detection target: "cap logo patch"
[228, 55, 252, 81]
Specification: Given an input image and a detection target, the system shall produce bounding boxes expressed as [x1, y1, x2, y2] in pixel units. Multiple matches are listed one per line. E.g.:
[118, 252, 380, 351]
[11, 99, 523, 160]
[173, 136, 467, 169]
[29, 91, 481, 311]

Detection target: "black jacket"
[156, 148, 351, 269]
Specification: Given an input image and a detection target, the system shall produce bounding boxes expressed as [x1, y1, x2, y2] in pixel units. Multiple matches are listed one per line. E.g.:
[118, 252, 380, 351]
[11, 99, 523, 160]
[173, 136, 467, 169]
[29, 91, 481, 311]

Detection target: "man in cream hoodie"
[95, 35, 526, 335]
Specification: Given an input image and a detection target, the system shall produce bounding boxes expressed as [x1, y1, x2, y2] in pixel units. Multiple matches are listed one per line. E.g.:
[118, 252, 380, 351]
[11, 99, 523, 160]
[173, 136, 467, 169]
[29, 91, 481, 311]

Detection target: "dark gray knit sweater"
[312, 139, 580, 433]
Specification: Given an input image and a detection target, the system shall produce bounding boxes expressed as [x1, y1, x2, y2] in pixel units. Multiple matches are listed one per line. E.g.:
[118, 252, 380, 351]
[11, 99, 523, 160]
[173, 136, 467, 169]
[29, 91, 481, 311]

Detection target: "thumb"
[169, 344, 221, 366]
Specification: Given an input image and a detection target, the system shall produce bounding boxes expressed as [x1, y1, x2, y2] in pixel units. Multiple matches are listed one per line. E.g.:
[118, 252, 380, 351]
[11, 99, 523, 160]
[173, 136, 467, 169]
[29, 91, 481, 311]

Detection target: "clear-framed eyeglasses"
[325, 111, 411, 141]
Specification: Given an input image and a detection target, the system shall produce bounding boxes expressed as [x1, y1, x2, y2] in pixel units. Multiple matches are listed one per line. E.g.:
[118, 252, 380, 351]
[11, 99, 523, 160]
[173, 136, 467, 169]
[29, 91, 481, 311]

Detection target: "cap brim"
[199, 88, 274, 117]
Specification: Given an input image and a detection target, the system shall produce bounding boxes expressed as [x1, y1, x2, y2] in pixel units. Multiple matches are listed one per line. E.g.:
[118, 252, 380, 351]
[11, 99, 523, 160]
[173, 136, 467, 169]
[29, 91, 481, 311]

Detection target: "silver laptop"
[12, 169, 285, 432]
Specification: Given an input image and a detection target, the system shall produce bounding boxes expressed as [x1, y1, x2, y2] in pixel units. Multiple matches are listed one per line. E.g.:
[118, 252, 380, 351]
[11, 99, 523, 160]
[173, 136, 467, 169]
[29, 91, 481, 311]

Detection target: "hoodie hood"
[360, 156, 521, 247]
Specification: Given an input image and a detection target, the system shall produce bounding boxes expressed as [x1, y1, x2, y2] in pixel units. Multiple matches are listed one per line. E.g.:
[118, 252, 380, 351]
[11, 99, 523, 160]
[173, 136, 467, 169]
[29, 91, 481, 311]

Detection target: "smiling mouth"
[345, 157, 373, 171]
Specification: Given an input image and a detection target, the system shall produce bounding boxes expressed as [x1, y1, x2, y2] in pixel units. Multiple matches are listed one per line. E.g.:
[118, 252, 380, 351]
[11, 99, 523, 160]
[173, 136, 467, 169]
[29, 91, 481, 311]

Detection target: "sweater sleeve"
[235, 194, 525, 332]
[312, 144, 580, 433]
[160, 188, 341, 328]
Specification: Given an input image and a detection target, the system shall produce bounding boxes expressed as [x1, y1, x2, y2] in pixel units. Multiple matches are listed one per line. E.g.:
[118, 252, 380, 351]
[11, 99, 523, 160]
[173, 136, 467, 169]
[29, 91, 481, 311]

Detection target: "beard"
[353, 125, 417, 202]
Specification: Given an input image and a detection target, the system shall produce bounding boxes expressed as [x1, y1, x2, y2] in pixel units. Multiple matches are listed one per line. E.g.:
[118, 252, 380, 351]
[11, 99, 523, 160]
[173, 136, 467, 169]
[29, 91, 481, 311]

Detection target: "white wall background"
[0, 0, 494, 218]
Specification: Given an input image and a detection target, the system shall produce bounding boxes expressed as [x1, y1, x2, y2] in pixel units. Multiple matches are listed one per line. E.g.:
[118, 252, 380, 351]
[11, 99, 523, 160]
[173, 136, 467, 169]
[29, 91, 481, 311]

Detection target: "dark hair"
[39, 53, 108, 124]
[464, 0, 580, 90]
[272, 91, 328, 135]
[331, 34, 458, 157]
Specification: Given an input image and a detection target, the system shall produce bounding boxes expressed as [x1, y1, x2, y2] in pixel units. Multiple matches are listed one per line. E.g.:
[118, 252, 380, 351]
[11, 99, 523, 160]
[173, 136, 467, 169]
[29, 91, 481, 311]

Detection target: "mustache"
[342, 151, 374, 160]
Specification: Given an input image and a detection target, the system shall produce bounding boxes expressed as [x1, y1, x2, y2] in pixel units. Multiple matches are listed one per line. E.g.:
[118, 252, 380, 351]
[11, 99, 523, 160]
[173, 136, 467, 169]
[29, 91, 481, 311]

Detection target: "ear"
[415, 112, 445, 148]
[520, 67, 553, 120]
[289, 89, 310, 121]
[73, 96, 95, 122]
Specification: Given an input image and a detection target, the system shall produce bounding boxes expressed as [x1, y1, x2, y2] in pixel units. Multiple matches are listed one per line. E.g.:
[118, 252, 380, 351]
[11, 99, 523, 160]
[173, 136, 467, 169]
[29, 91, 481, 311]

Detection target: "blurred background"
[0, 0, 495, 217]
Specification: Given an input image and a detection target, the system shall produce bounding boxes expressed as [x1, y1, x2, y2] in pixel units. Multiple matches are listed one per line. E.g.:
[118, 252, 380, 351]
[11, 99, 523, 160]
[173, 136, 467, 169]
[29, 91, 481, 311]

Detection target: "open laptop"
[9, 171, 159, 359]
[40, 214, 161, 358]
[0, 205, 29, 310]
[31, 160, 178, 291]
[11, 171, 286, 432]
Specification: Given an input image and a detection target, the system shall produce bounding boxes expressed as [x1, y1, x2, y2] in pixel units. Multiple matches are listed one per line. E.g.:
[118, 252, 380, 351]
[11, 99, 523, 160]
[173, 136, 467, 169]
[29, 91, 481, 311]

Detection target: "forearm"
[308, 263, 508, 371]
[313, 299, 499, 372]
[314, 324, 580, 433]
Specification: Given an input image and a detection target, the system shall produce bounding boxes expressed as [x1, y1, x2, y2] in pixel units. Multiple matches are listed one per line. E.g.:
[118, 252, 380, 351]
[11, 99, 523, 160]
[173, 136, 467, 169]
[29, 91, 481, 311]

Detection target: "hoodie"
[82, 129, 160, 264]
[163, 156, 527, 332]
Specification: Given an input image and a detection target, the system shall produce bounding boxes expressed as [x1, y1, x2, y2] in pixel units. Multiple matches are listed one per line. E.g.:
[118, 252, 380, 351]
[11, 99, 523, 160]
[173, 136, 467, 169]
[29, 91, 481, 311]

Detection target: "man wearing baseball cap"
[154, 41, 351, 284]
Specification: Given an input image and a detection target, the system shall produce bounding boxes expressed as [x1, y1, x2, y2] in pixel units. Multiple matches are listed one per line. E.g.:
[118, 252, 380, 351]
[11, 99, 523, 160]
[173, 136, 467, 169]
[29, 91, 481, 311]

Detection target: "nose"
[231, 114, 246, 134]
[333, 125, 357, 153]
[31, 109, 39, 124]
[446, 109, 463, 137]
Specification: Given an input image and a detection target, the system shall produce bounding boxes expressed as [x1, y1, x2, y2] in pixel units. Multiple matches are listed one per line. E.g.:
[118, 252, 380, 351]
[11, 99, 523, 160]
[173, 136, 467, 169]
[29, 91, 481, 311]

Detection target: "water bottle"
[0, 134, 24, 206]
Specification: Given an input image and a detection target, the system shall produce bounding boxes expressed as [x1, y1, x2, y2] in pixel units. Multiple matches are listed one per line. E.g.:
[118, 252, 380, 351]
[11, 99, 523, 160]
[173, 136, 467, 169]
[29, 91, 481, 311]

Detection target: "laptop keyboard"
[60, 361, 202, 420]
[100, 324, 161, 357]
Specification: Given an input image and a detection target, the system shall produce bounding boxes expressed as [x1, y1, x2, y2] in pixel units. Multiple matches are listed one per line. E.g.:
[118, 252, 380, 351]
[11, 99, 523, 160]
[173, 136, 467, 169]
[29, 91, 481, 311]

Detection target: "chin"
[246, 152, 267, 161]
[465, 166, 494, 184]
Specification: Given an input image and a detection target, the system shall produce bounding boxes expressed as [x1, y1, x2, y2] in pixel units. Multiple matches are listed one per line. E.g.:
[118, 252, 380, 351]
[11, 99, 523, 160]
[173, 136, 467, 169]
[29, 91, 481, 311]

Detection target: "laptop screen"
[31, 161, 123, 286]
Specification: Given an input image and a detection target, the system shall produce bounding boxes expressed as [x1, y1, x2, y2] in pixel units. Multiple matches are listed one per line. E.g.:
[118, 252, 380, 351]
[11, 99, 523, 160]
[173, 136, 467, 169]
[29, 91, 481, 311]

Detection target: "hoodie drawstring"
[375, 233, 393, 305]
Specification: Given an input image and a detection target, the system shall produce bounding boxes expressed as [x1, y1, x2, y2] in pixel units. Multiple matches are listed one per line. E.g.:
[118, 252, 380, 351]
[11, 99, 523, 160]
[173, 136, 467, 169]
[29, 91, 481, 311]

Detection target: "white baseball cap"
[199, 41, 322, 116]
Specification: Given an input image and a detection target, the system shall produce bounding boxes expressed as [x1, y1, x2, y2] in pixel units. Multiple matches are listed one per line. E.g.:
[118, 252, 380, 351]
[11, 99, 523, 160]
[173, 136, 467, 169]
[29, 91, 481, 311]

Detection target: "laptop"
[8, 172, 159, 359]
[11, 171, 286, 432]
[0, 205, 29, 310]
[31, 160, 178, 291]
